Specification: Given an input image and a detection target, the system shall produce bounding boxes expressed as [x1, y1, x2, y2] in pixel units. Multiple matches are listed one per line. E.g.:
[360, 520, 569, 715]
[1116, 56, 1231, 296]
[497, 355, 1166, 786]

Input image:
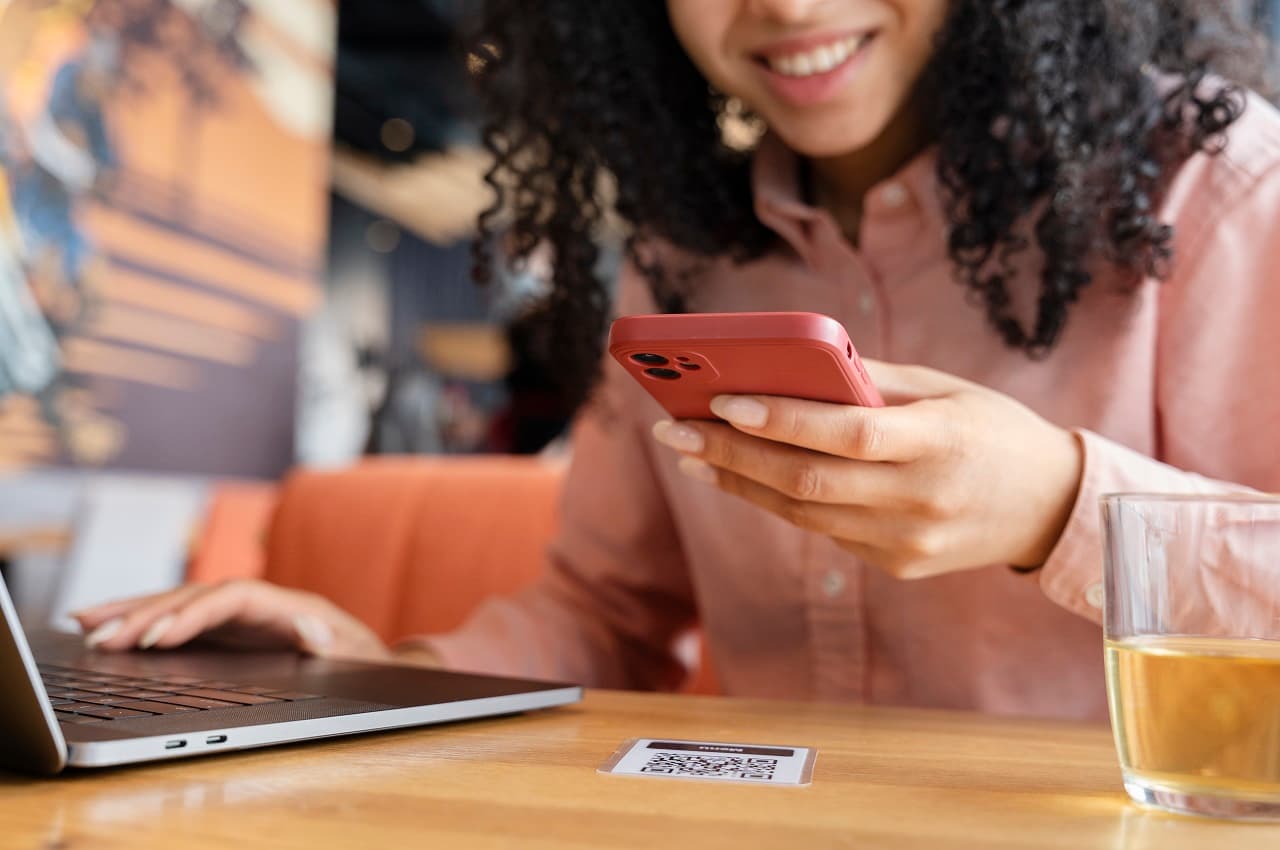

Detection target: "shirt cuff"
[1037, 429, 1247, 624]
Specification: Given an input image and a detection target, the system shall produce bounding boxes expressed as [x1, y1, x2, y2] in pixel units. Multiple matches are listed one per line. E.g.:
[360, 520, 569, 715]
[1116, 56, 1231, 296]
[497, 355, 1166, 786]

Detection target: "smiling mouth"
[758, 34, 873, 78]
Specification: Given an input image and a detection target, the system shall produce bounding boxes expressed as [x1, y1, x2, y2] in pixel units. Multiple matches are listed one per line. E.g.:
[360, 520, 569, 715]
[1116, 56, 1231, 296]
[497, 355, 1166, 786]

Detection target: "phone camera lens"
[644, 367, 682, 380]
[631, 353, 668, 366]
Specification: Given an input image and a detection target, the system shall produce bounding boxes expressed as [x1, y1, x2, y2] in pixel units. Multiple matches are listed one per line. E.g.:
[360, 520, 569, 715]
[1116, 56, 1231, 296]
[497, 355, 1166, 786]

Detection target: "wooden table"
[2, 690, 1277, 849]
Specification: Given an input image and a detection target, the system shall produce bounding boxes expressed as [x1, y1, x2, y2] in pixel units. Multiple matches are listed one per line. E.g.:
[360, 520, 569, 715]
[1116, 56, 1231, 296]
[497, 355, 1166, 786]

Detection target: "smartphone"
[608, 312, 883, 420]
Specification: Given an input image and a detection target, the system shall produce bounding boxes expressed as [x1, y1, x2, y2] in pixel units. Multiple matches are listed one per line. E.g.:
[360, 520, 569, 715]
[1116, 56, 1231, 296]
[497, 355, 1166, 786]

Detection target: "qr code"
[639, 752, 780, 781]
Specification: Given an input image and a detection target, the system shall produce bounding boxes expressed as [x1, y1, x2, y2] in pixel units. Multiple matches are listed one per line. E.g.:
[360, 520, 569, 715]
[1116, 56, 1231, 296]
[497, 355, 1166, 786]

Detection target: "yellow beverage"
[1106, 635, 1280, 802]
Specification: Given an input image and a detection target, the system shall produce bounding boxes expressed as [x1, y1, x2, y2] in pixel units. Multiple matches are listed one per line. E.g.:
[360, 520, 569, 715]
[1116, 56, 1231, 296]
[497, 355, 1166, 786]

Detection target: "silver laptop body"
[0, 572, 581, 775]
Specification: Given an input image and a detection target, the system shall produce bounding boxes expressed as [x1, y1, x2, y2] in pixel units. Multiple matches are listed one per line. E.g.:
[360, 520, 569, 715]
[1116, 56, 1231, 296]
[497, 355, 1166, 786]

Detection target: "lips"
[752, 31, 878, 107]
[761, 34, 871, 78]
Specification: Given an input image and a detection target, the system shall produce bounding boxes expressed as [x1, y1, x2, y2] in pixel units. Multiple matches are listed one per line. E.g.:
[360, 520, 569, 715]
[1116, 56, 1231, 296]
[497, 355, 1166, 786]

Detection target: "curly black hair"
[470, 1, 1270, 411]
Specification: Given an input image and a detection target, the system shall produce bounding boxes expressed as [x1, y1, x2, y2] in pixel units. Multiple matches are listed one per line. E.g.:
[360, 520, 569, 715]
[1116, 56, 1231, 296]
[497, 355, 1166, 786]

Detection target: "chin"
[754, 95, 894, 158]
[766, 121, 884, 159]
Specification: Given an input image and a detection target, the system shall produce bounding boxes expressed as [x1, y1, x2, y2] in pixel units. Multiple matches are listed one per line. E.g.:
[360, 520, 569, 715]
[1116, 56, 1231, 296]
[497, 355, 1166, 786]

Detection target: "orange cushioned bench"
[188, 456, 717, 693]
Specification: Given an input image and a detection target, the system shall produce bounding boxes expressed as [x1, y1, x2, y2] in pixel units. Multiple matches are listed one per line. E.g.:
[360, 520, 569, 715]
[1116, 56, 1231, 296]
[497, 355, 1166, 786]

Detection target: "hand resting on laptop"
[71, 580, 441, 667]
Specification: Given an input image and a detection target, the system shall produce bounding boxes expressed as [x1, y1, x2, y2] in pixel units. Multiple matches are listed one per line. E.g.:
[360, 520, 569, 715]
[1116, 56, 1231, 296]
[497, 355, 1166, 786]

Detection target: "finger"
[706, 467, 958, 576]
[78, 577, 387, 659]
[86, 583, 219, 651]
[860, 359, 971, 403]
[707, 395, 946, 462]
[73, 587, 202, 630]
[139, 582, 384, 661]
[300, 615, 388, 662]
[292, 614, 338, 656]
[832, 529, 959, 581]
[294, 600, 392, 661]
[673, 424, 902, 506]
[229, 587, 382, 660]
[833, 537, 888, 565]
[144, 581, 301, 650]
[708, 465, 905, 547]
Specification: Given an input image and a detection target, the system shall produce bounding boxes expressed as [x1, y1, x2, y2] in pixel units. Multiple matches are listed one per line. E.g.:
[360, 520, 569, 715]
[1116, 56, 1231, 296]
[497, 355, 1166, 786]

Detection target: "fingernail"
[293, 615, 333, 650]
[85, 617, 124, 647]
[138, 615, 175, 650]
[710, 396, 769, 429]
[652, 420, 704, 453]
[677, 456, 717, 485]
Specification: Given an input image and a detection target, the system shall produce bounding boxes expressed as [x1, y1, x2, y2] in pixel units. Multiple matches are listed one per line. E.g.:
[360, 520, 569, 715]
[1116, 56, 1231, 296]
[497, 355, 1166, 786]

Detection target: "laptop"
[0, 572, 581, 775]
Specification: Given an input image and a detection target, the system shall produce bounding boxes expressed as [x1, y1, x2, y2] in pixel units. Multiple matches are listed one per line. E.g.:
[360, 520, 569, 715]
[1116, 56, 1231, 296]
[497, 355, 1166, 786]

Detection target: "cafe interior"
[2, 1, 1280, 847]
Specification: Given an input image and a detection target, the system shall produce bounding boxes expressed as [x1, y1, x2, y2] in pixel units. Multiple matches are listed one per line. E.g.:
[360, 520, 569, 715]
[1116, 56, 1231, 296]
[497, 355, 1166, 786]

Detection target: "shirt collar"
[750, 132, 946, 268]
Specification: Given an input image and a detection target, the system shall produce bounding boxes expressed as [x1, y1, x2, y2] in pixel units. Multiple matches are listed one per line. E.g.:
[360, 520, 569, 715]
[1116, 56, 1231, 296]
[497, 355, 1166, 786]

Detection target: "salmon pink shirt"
[426, 94, 1280, 721]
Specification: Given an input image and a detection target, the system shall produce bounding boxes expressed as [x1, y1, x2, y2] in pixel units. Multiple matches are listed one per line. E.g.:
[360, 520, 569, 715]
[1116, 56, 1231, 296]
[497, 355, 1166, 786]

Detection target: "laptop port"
[165, 740, 187, 750]
[206, 735, 227, 745]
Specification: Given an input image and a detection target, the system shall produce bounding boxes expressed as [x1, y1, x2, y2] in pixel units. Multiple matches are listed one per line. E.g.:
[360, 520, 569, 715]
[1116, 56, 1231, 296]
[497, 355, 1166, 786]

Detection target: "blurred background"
[0, 0, 1275, 628]
[0, 0, 587, 626]
[0, 0, 578, 479]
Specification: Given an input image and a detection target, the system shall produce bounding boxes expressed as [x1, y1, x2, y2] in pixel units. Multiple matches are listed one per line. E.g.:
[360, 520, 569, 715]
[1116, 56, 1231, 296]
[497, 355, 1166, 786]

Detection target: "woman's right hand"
[70, 580, 395, 663]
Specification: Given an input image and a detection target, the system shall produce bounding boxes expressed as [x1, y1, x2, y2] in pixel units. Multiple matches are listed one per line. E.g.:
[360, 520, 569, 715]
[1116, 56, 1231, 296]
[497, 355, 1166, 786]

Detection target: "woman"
[77, 1, 1280, 720]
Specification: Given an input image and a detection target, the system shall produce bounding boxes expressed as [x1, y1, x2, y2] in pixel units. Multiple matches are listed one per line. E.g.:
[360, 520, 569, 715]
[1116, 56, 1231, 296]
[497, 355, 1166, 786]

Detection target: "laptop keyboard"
[38, 664, 322, 725]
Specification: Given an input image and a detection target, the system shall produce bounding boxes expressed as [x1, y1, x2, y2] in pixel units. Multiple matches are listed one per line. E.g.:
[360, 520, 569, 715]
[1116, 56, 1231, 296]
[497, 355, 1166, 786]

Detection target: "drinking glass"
[1102, 494, 1280, 820]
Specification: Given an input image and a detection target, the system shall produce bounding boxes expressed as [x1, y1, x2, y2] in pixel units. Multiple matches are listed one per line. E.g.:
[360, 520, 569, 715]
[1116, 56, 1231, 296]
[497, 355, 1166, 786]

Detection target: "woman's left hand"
[651, 360, 1084, 580]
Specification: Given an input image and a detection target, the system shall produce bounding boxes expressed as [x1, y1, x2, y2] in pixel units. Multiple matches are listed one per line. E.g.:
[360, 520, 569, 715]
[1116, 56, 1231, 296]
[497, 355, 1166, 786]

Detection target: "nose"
[745, 0, 830, 24]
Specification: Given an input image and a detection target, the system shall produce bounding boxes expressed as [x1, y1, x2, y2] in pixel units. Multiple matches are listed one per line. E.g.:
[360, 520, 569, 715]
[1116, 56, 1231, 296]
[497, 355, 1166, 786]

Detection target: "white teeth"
[813, 46, 837, 73]
[766, 35, 866, 78]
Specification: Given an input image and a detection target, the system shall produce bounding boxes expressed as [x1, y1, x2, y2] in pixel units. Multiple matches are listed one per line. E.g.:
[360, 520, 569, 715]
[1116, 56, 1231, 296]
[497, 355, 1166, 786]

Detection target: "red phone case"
[608, 312, 883, 420]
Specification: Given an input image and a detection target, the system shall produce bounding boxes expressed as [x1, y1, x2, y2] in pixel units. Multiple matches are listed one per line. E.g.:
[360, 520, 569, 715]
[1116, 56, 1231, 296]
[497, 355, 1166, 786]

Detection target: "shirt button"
[879, 182, 909, 208]
[1085, 583, 1104, 609]
[821, 569, 847, 599]
[857, 291, 876, 317]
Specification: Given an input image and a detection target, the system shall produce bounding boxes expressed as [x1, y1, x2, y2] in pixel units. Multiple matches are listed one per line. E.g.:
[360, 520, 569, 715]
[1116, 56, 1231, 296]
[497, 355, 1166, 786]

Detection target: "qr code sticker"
[601, 738, 815, 785]
[640, 752, 780, 781]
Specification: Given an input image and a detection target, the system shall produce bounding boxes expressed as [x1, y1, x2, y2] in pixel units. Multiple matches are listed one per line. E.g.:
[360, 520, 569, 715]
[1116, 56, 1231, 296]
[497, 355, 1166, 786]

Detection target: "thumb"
[292, 614, 336, 657]
[861, 359, 971, 405]
[293, 611, 392, 662]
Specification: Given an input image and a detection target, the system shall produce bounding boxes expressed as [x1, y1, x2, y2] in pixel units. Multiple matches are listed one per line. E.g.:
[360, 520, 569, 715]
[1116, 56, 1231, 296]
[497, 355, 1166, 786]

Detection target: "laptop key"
[60, 691, 108, 701]
[55, 711, 108, 725]
[231, 686, 282, 695]
[118, 689, 178, 699]
[74, 686, 134, 696]
[147, 695, 239, 710]
[48, 697, 76, 706]
[79, 695, 143, 706]
[179, 689, 282, 705]
[117, 700, 200, 715]
[71, 706, 157, 720]
[271, 692, 323, 701]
